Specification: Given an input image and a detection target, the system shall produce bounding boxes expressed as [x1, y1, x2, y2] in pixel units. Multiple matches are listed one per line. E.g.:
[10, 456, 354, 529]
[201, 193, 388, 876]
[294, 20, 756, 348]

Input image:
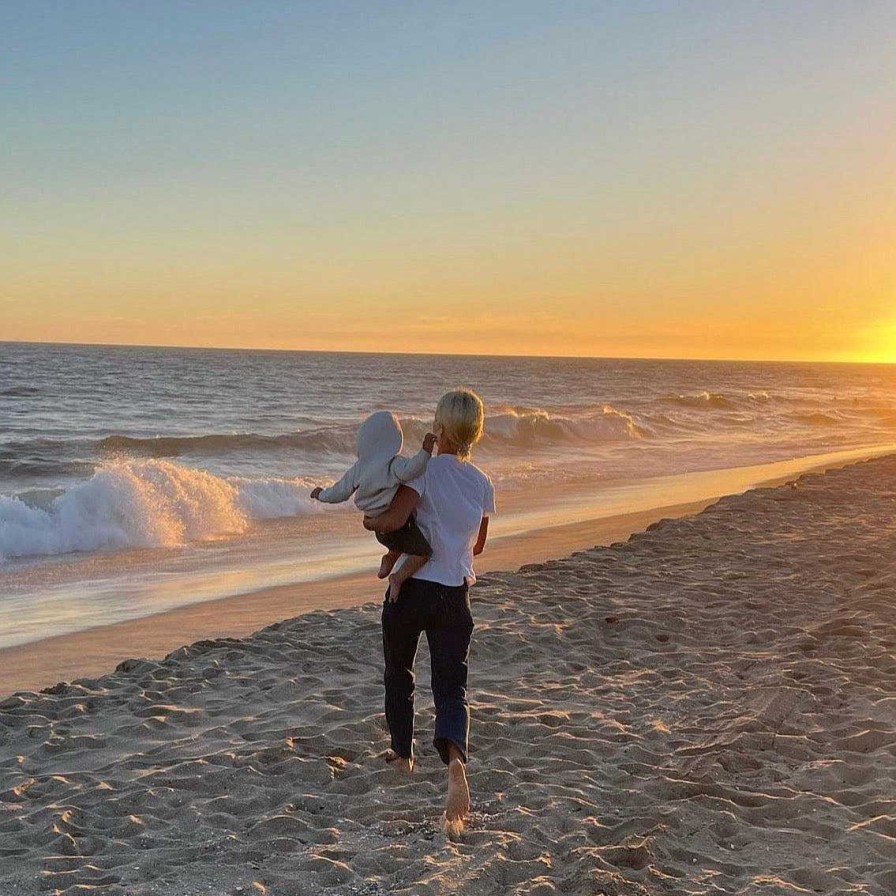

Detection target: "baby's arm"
[391, 432, 436, 483]
[312, 463, 359, 504]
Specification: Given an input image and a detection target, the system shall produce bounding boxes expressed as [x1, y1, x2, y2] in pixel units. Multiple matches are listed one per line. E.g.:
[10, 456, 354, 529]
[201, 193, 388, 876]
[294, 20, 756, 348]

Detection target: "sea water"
[2, 342, 895, 647]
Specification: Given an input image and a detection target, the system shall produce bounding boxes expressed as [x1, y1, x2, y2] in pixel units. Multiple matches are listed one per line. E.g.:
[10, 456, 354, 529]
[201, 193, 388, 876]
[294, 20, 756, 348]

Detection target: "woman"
[364, 389, 494, 836]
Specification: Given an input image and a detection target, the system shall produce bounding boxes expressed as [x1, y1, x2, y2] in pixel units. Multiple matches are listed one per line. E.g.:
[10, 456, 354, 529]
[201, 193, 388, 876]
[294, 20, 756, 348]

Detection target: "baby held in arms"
[311, 411, 434, 600]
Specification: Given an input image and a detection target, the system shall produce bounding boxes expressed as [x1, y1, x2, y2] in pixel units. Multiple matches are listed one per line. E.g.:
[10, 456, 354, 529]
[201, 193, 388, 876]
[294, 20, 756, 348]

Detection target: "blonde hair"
[435, 389, 485, 460]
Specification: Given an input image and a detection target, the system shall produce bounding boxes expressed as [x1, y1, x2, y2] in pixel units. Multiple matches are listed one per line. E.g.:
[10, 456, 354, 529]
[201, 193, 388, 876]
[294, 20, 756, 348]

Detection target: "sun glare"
[842, 318, 896, 364]
[871, 321, 896, 364]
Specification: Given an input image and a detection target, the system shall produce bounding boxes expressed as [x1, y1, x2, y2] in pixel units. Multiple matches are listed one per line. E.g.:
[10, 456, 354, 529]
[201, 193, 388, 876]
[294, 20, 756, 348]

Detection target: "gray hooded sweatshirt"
[317, 411, 430, 514]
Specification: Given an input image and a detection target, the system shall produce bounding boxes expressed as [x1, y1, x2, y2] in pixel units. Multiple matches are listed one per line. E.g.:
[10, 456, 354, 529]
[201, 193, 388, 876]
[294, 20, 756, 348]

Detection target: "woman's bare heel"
[381, 749, 414, 774]
[442, 757, 471, 839]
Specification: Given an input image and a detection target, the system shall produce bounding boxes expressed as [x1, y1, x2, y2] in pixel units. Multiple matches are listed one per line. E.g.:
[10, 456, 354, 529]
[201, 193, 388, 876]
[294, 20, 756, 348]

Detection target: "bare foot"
[381, 749, 413, 774]
[388, 573, 404, 603]
[442, 757, 470, 839]
[378, 551, 399, 580]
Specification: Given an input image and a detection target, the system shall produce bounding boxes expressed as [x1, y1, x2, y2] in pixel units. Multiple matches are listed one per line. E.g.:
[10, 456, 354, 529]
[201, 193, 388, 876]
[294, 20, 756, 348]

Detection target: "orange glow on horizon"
[3, 4, 895, 366]
[5, 310, 896, 365]
[3, 219, 894, 364]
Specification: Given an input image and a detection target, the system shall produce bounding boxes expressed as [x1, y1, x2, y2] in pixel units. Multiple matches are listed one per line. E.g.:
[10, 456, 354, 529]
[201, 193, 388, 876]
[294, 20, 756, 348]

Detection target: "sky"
[2, 1, 895, 361]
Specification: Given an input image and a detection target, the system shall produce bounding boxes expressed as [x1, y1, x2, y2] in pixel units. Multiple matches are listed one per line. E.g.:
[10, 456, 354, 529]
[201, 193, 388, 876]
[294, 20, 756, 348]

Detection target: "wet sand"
[0, 500, 712, 695]
[4, 442, 893, 695]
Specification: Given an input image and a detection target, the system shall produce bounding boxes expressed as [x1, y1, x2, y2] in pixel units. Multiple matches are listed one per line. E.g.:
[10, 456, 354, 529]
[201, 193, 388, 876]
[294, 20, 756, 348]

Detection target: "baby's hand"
[310, 487, 323, 500]
[423, 432, 437, 454]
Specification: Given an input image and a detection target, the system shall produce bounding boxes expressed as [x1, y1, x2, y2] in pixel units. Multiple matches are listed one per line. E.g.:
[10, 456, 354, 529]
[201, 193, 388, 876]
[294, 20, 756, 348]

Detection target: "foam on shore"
[0, 456, 894, 894]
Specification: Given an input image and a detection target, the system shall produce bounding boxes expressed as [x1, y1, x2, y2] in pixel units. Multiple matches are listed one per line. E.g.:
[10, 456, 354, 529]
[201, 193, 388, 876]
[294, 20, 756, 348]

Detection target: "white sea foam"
[0, 460, 318, 562]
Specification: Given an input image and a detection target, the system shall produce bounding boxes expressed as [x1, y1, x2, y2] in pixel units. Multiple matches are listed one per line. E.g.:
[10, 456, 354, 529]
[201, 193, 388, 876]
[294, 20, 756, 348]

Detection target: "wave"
[0, 459, 318, 562]
[479, 406, 646, 447]
[663, 391, 740, 410]
[0, 386, 42, 398]
[99, 430, 353, 457]
[796, 412, 842, 427]
[0, 459, 95, 480]
[663, 390, 778, 411]
[6, 395, 896, 491]
[96, 408, 647, 461]
[380, 407, 649, 451]
[0, 438, 85, 459]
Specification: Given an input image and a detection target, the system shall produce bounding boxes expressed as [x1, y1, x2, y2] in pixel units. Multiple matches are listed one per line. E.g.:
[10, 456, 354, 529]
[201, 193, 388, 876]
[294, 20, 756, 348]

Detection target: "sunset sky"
[2, 1, 895, 361]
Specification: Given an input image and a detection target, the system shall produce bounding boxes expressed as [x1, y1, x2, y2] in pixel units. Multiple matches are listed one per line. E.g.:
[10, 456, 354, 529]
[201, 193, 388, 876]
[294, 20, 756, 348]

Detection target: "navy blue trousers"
[381, 577, 474, 765]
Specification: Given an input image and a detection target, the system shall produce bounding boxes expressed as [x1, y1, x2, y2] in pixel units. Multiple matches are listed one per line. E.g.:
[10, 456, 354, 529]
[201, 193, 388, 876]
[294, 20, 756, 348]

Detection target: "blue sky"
[2, 2, 895, 359]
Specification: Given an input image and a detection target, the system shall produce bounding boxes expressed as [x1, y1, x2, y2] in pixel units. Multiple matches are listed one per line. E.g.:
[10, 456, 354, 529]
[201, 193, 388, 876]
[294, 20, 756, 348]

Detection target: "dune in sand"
[1, 456, 894, 894]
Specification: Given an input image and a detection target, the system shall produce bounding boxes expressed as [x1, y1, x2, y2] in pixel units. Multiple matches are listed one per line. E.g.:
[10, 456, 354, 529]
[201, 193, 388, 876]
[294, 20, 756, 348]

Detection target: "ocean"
[2, 341, 895, 648]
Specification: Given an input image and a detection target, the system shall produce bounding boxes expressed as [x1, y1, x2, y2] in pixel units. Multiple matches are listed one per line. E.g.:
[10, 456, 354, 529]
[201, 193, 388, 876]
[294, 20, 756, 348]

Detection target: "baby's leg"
[378, 549, 401, 579]
[388, 554, 430, 602]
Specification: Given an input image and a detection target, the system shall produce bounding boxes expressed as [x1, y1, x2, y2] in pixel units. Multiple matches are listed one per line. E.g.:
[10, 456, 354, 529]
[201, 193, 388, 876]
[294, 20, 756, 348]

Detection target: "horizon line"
[1, 337, 892, 367]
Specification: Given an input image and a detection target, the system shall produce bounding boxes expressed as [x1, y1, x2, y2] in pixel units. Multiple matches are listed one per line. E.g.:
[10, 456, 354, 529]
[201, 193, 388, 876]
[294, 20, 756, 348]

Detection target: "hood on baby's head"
[357, 411, 403, 460]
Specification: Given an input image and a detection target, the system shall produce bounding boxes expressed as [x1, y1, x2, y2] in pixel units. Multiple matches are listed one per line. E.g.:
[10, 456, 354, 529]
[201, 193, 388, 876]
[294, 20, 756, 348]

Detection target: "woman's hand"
[364, 485, 420, 533]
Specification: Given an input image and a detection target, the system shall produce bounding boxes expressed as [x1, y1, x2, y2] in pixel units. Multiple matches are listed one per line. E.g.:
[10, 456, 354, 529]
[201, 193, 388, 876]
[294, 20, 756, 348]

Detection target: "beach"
[5, 2, 896, 893]
[1, 443, 890, 696]
[5, 345, 896, 656]
[1, 454, 893, 895]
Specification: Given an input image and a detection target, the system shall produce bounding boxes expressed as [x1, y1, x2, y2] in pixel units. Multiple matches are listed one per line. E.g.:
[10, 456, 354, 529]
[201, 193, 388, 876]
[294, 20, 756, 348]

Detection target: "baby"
[311, 411, 435, 599]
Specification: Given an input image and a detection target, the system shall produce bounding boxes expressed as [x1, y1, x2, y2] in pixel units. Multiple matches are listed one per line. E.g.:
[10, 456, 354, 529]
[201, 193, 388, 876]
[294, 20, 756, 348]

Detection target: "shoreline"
[2, 444, 894, 695]
[2, 450, 893, 894]
[0, 499, 713, 695]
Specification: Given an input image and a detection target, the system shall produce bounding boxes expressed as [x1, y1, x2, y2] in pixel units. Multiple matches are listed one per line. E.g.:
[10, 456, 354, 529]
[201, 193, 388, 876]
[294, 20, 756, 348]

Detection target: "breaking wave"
[479, 406, 647, 447]
[664, 391, 739, 410]
[99, 430, 351, 457]
[96, 407, 648, 460]
[0, 459, 318, 562]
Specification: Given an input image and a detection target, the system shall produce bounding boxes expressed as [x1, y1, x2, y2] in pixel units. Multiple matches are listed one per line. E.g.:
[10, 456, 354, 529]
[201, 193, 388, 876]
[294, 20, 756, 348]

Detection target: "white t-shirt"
[401, 453, 496, 587]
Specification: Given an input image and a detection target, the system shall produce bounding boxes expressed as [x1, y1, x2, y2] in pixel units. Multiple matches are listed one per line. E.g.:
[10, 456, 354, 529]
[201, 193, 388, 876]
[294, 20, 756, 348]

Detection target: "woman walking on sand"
[363, 389, 494, 836]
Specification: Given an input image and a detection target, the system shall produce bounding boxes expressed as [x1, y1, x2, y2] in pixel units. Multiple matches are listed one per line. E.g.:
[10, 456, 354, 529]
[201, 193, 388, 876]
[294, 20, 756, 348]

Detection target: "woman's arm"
[363, 484, 420, 534]
[472, 516, 489, 555]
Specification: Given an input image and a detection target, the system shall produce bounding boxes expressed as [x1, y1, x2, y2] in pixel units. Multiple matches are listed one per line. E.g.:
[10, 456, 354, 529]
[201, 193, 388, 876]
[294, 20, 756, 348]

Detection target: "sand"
[0, 500, 716, 696]
[4, 443, 892, 696]
[1, 456, 895, 894]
